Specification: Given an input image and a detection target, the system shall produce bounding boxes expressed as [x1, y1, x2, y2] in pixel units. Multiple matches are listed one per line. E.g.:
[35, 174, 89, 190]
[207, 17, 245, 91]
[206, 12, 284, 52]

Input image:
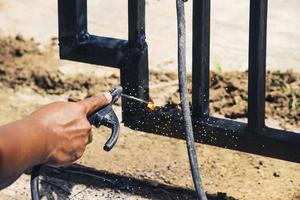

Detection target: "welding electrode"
[122, 94, 156, 111]
[121, 94, 149, 104]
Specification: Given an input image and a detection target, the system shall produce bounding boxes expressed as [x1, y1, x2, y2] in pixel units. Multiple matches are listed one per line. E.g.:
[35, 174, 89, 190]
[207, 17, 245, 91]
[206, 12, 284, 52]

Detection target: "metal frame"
[58, 0, 300, 163]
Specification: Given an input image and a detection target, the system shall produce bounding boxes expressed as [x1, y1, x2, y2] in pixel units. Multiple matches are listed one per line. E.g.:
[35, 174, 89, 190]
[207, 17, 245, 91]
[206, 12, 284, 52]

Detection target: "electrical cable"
[176, 0, 208, 199]
[30, 165, 41, 200]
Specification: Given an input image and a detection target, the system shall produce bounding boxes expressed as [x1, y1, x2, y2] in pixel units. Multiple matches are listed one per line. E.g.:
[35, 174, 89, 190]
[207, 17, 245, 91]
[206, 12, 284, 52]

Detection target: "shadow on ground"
[37, 164, 236, 200]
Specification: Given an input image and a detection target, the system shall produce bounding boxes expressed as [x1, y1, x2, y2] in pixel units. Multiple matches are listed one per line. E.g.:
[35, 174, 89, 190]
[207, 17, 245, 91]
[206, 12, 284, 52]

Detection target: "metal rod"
[128, 0, 146, 47]
[122, 94, 149, 104]
[192, 0, 211, 118]
[248, 0, 268, 131]
[60, 36, 127, 67]
[121, 0, 149, 99]
[58, 0, 87, 43]
[121, 0, 149, 122]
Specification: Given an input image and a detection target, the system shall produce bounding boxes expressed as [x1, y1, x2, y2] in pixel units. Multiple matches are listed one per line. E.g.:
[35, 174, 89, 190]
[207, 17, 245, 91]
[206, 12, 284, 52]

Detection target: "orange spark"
[147, 102, 156, 111]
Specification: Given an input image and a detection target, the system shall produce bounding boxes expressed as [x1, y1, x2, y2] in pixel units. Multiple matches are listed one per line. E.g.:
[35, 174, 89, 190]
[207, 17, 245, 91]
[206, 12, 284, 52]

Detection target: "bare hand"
[27, 93, 112, 166]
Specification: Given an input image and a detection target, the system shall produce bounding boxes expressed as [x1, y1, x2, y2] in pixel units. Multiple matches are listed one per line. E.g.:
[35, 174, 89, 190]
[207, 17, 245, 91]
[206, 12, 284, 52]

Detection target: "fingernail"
[104, 92, 112, 102]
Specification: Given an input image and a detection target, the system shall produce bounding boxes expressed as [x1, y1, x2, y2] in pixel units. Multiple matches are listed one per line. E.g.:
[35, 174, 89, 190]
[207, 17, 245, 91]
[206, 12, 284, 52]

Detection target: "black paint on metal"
[58, 0, 87, 43]
[60, 35, 127, 68]
[248, 0, 268, 131]
[58, 0, 128, 67]
[58, 0, 300, 163]
[192, 0, 210, 119]
[124, 104, 300, 163]
[121, 0, 150, 122]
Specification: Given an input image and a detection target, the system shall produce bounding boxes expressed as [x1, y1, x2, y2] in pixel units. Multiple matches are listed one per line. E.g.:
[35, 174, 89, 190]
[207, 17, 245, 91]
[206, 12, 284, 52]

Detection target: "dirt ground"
[0, 36, 299, 200]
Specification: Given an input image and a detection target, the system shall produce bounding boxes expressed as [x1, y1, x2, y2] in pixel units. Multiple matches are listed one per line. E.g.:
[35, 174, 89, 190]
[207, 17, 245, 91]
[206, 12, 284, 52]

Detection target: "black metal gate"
[58, 0, 300, 163]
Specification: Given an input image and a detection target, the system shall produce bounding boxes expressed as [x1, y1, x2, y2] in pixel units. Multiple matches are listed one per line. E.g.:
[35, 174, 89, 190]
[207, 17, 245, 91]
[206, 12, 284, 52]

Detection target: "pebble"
[273, 170, 281, 177]
[15, 34, 25, 41]
[259, 160, 264, 166]
[37, 44, 47, 54]
[258, 181, 262, 185]
[14, 49, 23, 57]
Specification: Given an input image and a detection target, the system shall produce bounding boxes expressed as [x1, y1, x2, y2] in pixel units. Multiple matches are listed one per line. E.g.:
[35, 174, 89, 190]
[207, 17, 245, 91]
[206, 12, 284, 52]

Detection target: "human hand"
[26, 93, 112, 167]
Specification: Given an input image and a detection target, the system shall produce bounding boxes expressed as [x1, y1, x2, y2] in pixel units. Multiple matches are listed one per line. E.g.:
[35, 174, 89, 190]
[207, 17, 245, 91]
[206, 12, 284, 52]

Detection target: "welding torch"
[30, 87, 156, 200]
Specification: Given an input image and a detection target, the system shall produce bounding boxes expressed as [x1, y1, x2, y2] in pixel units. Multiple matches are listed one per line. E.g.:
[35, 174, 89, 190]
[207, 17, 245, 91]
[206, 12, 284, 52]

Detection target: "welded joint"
[246, 125, 268, 137]
[77, 31, 91, 45]
[131, 31, 147, 50]
[59, 31, 91, 47]
[121, 32, 148, 66]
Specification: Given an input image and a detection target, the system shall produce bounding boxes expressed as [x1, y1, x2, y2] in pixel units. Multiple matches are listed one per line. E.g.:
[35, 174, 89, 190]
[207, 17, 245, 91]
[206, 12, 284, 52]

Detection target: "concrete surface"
[0, 0, 299, 72]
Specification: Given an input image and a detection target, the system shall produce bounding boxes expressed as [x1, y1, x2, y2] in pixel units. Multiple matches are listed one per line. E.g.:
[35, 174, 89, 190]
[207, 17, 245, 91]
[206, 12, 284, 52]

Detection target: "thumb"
[79, 92, 112, 115]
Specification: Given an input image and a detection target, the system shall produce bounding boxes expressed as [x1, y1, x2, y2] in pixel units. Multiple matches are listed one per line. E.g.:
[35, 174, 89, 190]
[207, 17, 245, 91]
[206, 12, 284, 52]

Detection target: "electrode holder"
[88, 86, 122, 151]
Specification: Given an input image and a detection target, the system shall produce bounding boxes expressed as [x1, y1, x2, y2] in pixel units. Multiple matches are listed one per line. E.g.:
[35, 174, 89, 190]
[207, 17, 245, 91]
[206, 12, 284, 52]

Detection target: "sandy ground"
[0, 36, 298, 200]
[0, 0, 299, 72]
[0, 74, 299, 200]
[0, 81, 299, 200]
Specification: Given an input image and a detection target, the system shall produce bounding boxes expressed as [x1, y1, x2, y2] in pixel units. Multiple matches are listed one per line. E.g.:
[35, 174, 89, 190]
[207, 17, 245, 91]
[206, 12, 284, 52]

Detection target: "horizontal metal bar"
[59, 35, 128, 68]
[248, 0, 268, 131]
[123, 102, 300, 163]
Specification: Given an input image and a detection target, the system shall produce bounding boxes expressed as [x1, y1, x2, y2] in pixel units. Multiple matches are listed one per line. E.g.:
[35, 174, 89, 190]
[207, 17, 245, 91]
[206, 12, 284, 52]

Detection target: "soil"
[0, 35, 299, 130]
[0, 36, 299, 200]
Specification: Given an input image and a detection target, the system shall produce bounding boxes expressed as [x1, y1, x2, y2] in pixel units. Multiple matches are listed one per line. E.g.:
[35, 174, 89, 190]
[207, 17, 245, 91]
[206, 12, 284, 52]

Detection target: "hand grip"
[102, 110, 120, 151]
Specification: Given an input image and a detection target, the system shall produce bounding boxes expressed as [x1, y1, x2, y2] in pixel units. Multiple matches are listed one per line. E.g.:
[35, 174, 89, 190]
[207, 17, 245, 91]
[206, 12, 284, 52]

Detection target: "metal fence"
[58, 0, 300, 163]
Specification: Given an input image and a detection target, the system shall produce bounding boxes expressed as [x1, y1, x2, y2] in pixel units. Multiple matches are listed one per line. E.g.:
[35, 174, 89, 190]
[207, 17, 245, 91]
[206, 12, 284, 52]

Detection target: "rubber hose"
[176, 0, 208, 199]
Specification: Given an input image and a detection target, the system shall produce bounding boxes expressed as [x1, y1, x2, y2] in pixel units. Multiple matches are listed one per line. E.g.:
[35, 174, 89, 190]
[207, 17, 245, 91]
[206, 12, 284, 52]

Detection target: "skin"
[0, 92, 112, 189]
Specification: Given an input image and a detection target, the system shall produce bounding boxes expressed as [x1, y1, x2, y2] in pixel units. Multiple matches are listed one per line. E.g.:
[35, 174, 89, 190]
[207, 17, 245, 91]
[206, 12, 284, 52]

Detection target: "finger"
[87, 131, 93, 144]
[79, 92, 112, 115]
[71, 147, 85, 162]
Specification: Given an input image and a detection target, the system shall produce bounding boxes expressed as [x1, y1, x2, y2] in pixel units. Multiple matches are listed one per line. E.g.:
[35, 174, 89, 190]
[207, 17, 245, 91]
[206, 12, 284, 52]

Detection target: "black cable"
[30, 165, 120, 200]
[176, 0, 207, 199]
[30, 165, 41, 200]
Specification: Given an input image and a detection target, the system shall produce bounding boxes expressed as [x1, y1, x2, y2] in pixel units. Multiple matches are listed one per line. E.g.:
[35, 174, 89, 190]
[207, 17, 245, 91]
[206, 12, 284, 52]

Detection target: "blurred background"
[0, 0, 299, 72]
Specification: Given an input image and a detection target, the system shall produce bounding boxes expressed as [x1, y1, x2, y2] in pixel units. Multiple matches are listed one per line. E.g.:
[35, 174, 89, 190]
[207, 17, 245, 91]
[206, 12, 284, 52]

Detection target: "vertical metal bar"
[128, 0, 145, 47]
[248, 0, 268, 131]
[121, 0, 149, 121]
[58, 0, 87, 41]
[192, 0, 211, 118]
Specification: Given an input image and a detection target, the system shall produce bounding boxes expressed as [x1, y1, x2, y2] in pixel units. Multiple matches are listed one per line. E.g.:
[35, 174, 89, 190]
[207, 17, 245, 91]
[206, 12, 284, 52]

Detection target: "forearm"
[0, 93, 111, 190]
[0, 117, 47, 189]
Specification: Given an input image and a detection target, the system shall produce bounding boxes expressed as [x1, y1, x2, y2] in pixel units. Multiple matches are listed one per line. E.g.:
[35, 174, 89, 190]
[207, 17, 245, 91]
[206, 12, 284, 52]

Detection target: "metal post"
[248, 0, 268, 131]
[58, 0, 87, 46]
[192, 0, 211, 119]
[121, 0, 150, 121]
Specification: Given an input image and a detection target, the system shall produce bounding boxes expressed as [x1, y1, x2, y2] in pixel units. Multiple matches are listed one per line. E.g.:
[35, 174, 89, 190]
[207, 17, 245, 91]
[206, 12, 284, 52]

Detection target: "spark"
[147, 102, 156, 111]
